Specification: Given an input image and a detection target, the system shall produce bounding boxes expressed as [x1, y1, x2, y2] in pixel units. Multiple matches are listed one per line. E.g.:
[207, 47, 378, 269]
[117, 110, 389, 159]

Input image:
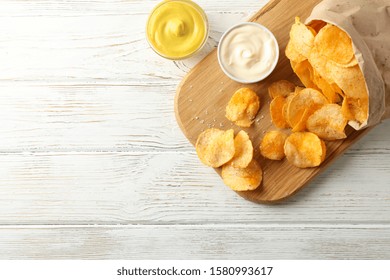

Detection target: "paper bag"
[306, 0, 390, 129]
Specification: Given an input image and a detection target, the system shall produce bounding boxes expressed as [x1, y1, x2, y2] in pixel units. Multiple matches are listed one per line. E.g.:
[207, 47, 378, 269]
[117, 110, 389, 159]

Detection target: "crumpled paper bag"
[306, 0, 390, 129]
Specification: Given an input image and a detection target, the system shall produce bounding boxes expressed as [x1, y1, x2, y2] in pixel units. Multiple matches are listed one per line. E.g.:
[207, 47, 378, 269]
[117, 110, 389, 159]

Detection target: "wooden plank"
[0, 85, 190, 151]
[0, 130, 389, 225]
[1, 225, 390, 259]
[175, 0, 376, 203]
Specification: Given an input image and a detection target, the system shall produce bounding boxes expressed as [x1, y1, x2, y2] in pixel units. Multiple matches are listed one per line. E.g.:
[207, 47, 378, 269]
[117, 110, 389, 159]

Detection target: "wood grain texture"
[175, 0, 374, 203]
[1, 225, 390, 259]
[0, 0, 389, 259]
[0, 122, 389, 225]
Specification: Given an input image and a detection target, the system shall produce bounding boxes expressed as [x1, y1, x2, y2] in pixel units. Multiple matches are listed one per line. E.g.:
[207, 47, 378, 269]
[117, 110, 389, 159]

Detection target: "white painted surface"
[0, 0, 389, 259]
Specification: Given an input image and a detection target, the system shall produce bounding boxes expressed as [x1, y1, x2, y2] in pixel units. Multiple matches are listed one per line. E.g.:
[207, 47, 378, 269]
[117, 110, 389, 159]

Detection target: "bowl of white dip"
[218, 22, 279, 84]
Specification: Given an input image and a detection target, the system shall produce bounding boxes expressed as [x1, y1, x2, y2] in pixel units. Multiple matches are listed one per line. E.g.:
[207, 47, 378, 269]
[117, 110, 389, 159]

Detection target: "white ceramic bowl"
[217, 22, 279, 84]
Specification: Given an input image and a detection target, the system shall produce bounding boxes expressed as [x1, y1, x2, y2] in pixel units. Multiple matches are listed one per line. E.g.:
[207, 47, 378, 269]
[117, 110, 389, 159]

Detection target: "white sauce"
[219, 24, 278, 82]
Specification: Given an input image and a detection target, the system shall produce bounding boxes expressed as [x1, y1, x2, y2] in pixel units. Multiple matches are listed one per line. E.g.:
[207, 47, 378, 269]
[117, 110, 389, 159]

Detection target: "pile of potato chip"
[196, 88, 263, 191]
[196, 128, 262, 191]
[260, 17, 369, 168]
[286, 17, 368, 125]
[194, 17, 370, 191]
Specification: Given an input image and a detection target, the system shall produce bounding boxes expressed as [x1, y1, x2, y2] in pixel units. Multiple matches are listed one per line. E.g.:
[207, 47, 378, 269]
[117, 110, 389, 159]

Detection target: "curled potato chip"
[306, 104, 347, 140]
[289, 17, 315, 58]
[284, 132, 326, 168]
[287, 88, 328, 129]
[268, 80, 296, 99]
[221, 160, 263, 191]
[270, 95, 289, 128]
[282, 93, 296, 128]
[291, 60, 318, 89]
[314, 24, 354, 65]
[260, 130, 288, 160]
[195, 128, 235, 168]
[312, 70, 341, 103]
[226, 88, 260, 127]
[291, 108, 312, 132]
[229, 130, 253, 168]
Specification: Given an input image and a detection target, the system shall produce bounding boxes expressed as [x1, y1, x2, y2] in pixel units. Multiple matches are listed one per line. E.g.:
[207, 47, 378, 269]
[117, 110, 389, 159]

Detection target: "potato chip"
[287, 88, 328, 129]
[270, 95, 289, 128]
[289, 17, 315, 58]
[291, 108, 312, 132]
[341, 96, 355, 120]
[314, 24, 354, 65]
[306, 104, 347, 140]
[282, 93, 296, 128]
[260, 130, 288, 160]
[326, 62, 368, 123]
[308, 45, 334, 85]
[284, 132, 326, 168]
[195, 128, 235, 168]
[326, 62, 367, 99]
[342, 96, 369, 124]
[221, 160, 263, 191]
[312, 70, 341, 103]
[291, 60, 318, 89]
[268, 80, 296, 99]
[285, 40, 306, 63]
[226, 88, 260, 127]
[229, 130, 253, 168]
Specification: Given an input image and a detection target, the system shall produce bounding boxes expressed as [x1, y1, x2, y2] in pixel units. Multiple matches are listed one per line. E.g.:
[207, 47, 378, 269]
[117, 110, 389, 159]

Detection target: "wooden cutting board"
[174, 0, 370, 203]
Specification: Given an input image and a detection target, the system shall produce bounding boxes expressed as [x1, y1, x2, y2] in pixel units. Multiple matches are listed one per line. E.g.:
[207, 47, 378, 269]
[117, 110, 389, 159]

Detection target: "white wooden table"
[0, 0, 389, 259]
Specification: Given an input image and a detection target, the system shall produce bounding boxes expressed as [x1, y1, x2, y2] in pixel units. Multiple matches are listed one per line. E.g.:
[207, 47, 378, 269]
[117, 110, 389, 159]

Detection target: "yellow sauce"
[147, 0, 208, 59]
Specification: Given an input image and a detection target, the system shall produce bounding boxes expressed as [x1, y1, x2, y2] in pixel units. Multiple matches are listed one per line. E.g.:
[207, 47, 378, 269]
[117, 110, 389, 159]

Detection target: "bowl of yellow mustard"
[146, 0, 209, 60]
